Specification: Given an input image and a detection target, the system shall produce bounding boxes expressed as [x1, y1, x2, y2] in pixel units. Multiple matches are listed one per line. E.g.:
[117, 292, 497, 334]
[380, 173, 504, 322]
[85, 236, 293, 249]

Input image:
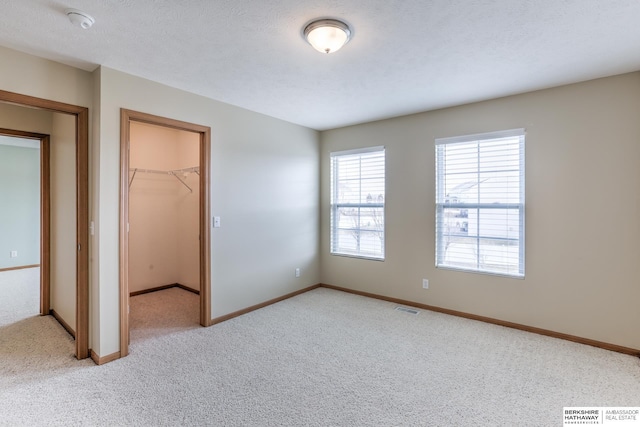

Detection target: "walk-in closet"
[128, 121, 200, 341]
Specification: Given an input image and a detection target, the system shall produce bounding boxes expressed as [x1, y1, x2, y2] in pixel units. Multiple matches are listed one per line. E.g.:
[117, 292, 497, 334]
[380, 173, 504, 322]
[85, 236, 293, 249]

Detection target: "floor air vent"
[395, 306, 419, 315]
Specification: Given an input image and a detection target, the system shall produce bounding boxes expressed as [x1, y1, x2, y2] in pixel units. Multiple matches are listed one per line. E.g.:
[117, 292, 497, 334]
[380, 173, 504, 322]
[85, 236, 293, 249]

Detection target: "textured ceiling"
[1, 1, 640, 130]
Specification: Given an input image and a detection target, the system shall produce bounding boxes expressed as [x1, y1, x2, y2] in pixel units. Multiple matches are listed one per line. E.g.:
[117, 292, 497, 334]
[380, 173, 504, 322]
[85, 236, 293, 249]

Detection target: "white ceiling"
[1, 1, 640, 130]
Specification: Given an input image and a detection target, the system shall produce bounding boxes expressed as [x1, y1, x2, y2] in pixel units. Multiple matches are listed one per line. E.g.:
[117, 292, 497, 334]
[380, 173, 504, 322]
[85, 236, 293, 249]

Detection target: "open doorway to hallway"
[1, 118, 76, 339]
[0, 127, 77, 359]
[0, 132, 47, 324]
[0, 89, 89, 360]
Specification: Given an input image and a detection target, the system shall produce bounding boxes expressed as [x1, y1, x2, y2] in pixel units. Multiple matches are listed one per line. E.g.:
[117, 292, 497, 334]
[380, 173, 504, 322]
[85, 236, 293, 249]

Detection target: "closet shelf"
[129, 166, 199, 193]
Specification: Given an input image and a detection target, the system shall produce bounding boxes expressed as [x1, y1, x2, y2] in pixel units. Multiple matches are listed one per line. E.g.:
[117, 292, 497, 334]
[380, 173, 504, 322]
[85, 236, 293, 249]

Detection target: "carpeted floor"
[1, 267, 639, 426]
[129, 286, 200, 345]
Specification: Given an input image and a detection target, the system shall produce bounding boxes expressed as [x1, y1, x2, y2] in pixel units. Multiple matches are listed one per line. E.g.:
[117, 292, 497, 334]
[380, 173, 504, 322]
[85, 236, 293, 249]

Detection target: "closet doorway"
[119, 109, 211, 357]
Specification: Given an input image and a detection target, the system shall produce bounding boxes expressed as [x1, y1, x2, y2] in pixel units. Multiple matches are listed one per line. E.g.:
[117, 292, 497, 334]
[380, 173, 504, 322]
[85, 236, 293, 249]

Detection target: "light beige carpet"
[1, 268, 639, 426]
[129, 286, 200, 345]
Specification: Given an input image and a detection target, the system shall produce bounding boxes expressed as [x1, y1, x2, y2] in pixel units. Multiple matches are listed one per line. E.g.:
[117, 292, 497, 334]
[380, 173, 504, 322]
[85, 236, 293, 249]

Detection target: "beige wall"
[176, 131, 201, 290]
[4, 44, 637, 358]
[97, 67, 320, 356]
[129, 122, 199, 293]
[320, 72, 640, 350]
[0, 102, 53, 134]
[0, 46, 93, 108]
[90, 66, 101, 353]
[0, 45, 95, 348]
[49, 112, 77, 329]
[1, 47, 320, 357]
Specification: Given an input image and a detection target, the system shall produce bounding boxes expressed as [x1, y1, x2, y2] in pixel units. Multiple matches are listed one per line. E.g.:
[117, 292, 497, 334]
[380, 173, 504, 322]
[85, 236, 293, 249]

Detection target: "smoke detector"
[66, 9, 95, 29]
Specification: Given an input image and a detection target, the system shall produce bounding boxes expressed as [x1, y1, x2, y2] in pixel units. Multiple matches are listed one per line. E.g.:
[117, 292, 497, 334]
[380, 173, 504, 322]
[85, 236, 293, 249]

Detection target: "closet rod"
[128, 166, 199, 193]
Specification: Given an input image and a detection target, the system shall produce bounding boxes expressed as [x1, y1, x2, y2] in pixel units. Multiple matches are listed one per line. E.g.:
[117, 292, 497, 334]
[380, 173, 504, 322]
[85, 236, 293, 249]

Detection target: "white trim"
[436, 265, 525, 280]
[330, 145, 385, 157]
[435, 128, 525, 145]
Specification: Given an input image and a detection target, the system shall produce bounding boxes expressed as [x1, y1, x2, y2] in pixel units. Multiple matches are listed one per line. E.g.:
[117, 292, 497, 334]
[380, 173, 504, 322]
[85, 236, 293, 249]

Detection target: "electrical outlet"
[422, 279, 429, 289]
[10, 250, 18, 258]
[295, 268, 301, 278]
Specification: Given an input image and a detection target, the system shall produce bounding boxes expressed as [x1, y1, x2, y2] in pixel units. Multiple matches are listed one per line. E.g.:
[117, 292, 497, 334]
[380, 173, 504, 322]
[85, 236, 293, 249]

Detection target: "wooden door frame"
[119, 109, 211, 358]
[0, 90, 90, 360]
[0, 129, 50, 315]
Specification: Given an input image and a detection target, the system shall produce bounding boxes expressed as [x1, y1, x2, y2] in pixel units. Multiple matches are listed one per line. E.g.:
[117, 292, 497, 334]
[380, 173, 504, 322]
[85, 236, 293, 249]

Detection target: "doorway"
[0, 90, 89, 360]
[0, 130, 49, 316]
[119, 109, 211, 357]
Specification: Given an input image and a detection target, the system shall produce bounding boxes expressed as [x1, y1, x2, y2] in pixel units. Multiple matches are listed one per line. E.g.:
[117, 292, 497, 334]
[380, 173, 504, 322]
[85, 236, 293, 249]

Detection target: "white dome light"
[304, 19, 351, 54]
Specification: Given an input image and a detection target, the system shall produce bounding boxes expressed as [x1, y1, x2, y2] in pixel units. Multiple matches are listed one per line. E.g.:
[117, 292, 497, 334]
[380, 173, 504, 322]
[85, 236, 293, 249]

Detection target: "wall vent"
[395, 306, 419, 315]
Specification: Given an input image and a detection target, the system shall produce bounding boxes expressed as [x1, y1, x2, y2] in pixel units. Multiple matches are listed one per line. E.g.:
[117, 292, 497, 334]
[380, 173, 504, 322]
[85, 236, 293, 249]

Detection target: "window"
[330, 146, 385, 260]
[435, 129, 525, 277]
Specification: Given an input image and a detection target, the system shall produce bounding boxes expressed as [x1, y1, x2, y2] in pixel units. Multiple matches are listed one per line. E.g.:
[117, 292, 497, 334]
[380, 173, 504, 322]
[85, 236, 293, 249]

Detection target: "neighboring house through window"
[435, 129, 525, 277]
[330, 146, 385, 260]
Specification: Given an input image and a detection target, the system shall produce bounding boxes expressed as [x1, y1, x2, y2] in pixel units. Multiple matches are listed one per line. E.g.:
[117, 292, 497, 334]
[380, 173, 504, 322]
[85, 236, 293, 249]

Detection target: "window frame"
[435, 129, 525, 278]
[330, 146, 386, 261]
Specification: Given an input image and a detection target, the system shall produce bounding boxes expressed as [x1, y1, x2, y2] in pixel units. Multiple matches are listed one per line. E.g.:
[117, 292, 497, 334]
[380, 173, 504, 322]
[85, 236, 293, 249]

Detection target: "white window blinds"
[330, 146, 385, 260]
[435, 129, 525, 277]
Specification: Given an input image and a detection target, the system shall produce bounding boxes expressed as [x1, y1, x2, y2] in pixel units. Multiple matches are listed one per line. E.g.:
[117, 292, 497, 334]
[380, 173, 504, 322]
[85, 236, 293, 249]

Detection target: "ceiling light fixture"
[303, 19, 351, 54]
[66, 9, 95, 29]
